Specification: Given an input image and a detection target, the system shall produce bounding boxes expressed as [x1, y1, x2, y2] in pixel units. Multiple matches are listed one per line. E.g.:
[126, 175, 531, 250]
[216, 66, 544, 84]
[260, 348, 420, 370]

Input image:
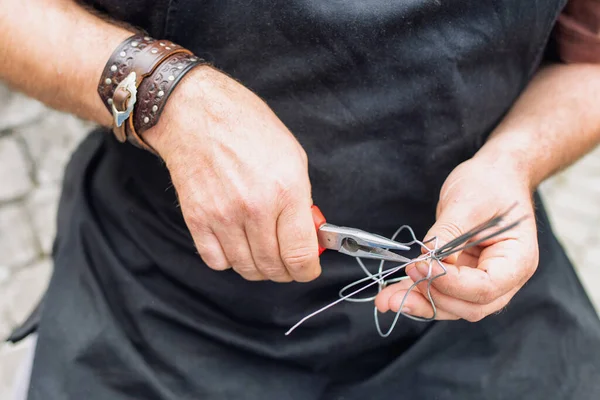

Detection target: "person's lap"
[25, 252, 600, 400]
[21, 133, 600, 400]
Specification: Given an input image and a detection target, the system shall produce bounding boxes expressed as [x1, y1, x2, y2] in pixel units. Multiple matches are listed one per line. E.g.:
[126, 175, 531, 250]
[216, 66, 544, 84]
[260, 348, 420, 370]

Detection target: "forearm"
[475, 63, 600, 190]
[0, 0, 134, 126]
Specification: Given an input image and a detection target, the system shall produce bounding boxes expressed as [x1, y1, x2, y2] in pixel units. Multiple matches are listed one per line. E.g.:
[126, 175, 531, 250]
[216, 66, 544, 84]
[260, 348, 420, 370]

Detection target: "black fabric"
[18, 1, 600, 399]
[79, 0, 171, 38]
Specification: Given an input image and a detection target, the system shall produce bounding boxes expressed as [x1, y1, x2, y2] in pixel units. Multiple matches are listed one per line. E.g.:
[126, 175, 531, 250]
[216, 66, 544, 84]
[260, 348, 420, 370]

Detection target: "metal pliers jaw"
[312, 206, 411, 263]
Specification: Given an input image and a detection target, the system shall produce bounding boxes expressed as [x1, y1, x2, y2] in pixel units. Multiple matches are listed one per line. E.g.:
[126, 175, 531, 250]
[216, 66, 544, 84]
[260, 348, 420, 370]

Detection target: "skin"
[2, 0, 600, 321]
[143, 68, 320, 283]
[376, 65, 600, 321]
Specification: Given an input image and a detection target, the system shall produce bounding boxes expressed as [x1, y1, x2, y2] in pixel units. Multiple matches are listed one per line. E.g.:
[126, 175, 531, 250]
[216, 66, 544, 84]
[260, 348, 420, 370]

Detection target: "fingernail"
[402, 307, 411, 314]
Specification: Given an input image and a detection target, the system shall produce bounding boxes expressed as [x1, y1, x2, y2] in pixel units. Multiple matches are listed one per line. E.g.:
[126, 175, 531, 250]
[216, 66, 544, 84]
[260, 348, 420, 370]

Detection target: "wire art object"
[286, 203, 526, 337]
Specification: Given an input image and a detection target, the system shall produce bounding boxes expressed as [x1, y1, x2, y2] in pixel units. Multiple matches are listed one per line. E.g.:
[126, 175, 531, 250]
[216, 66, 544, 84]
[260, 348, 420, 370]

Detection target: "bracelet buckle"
[111, 72, 137, 142]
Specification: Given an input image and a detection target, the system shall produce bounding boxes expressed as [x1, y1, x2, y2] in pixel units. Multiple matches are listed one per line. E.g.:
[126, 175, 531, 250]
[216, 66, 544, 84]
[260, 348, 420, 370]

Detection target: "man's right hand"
[144, 66, 322, 283]
[0, 0, 320, 283]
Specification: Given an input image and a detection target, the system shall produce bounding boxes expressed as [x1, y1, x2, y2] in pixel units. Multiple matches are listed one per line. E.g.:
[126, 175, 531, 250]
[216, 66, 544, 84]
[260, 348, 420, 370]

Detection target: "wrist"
[472, 133, 537, 193]
[142, 65, 217, 163]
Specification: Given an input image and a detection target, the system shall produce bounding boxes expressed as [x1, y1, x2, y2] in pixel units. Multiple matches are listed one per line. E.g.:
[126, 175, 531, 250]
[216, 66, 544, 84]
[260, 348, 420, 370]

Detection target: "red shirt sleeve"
[556, 0, 600, 63]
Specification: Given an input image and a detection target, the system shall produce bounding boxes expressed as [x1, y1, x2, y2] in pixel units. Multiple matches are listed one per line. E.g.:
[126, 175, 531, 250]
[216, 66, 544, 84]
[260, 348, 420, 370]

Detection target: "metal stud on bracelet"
[132, 52, 204, 139]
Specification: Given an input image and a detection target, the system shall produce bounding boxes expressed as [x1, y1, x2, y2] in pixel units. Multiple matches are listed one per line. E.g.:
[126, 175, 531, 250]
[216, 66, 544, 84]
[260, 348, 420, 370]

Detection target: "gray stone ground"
[0, 83, 599, 398]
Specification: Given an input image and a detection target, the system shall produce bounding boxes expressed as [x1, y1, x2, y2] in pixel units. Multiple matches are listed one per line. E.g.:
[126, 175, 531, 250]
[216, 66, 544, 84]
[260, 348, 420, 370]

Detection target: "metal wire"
[285, 205, 525, 337]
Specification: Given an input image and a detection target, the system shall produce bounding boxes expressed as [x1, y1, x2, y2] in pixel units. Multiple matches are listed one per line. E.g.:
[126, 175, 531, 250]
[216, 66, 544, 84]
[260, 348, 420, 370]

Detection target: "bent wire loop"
[285, 203, 526, 337]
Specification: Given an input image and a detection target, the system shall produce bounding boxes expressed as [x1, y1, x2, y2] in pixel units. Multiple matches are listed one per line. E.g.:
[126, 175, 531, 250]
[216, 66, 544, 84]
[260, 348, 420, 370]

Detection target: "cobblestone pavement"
[0, 83, 599, 397]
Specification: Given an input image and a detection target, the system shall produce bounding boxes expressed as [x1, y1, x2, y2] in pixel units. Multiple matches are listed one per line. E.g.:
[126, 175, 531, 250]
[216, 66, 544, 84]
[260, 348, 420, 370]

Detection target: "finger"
[428, 284, 520, 322]
[388, 289, 460, 320]
[405, 270, 522, 322]
[407, 239, 529, 304]
[192, 231, 230, 271]
[245, 215, 292, 283]
[213, 226, 266, 281]
[375, 278, 414, 312]
[456, 247, 480, 268]
[406, 260, 496, 304]
[375, 277, 460, 320]
[421, 214, 466, 265]
[276, 200, 321, 282]
[417, 199, 537, 304]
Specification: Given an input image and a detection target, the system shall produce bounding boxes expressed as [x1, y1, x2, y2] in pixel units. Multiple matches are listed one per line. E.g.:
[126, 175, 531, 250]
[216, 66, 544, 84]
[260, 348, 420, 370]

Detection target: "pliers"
[311, 205, 411, 263]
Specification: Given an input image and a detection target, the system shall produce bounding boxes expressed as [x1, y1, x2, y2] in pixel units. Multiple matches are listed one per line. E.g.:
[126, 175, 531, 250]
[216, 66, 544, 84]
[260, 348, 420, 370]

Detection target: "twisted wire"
[285, 204, 525, 337]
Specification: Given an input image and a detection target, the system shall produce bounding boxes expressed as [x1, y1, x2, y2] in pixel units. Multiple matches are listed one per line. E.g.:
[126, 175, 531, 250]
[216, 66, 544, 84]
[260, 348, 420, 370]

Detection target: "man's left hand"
[375, 155, 538, 322]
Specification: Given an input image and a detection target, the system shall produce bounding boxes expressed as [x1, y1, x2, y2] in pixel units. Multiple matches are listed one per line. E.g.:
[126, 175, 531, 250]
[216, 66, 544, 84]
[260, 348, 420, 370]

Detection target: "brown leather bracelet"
[133, 52, 204, 137]
[97, 34, 198, 150]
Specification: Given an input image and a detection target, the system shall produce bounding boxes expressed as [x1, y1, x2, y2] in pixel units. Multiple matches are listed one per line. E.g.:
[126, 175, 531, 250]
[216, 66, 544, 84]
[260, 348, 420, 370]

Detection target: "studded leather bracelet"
[97, 34, 204, 154]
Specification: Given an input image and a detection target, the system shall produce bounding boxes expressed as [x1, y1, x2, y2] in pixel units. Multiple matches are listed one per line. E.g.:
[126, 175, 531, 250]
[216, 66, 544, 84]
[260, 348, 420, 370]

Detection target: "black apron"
[11, 1, 600, 399]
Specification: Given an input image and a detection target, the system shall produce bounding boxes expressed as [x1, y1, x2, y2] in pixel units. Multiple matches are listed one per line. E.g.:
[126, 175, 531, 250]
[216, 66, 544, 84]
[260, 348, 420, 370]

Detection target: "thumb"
[276, 198, 321, 282]
[418, 205, 481, 266]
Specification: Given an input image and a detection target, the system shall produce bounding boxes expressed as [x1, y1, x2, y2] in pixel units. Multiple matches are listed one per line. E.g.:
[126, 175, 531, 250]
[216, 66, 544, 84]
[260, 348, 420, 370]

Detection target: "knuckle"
[274, 176, 306, 204]
[467, 275, 497, 304]
[296, 266, 321, 282]
[269, 272, 293, 283]
[282, 247, 316, 272]
[474, 288, 496, 305]
[275, 180, 294, 202]
[525, 256, 539, 280]
[211, 262, 230, 271]
[239, 271, 266, 281]
[259, 265, 286, 279]
[229, 257, 253, 271]
[211, 203, 239, 226]
[465, 308, 486, 323]
[291, 147, 309, 169]
[227, 253, 255, 272]
[241, 197, 270, 220]
[186, 212, 208, 234]
[201, 254, 229, 271]
[232, 264, 263, 280]
[254, 251, 279, 267]
[299, 149, 308, 166]
[436, 221, 464, 244]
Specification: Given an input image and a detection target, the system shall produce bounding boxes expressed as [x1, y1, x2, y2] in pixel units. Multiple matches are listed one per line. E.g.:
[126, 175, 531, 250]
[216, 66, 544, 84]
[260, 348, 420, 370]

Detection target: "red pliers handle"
[311, 205, 328, 255]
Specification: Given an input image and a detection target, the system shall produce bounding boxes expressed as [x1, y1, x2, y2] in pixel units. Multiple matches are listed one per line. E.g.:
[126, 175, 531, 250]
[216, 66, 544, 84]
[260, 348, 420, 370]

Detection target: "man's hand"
[375, 155, 538, 321]
[144, 66, 321, 283]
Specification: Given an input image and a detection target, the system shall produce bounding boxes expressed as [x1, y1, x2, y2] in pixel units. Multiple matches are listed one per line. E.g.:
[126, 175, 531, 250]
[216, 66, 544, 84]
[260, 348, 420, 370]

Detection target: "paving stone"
[0, 337, 36, 400]
[542, 204, 597, 249]
[0, 136, 33, 202]
[543, 188, 600, 232]
[565, 171, 600, 198]
[582, 246, 600, 270]
[576, 246, 600, 312]
[4, 259, 52, 327]
[0, 204, 39, 268]
[25, 186, 60, 255]
[575, 145, 600, 170]
[16, 111, 93, 185]
[0, 267, 14, 341]
[0, 84, 47, 133]
[0, 265, 10, 286]
[538, 180, 558, 198]
[0, 326, 9, 350]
